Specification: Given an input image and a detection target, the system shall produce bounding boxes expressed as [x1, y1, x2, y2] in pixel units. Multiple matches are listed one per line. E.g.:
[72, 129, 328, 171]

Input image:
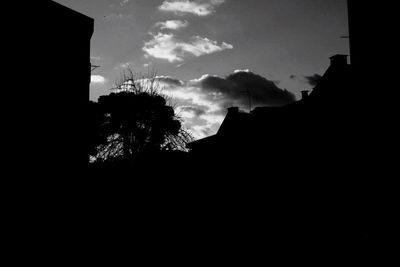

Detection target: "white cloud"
[143, 33, 233, 63]
[119, 62, 133, 69]
[234, 69, 250, 73]
[168, 88, 225, 139]
[90, 56, 101, 61]
[189, 74, 214, 83]
[159, 0, 226, 16]
[143, 33, 182, 62]
[91, 75, 107, 84]
[155, 20, 189, 30]
[184, 36, 233, 56]
[157, 77, 225, 139]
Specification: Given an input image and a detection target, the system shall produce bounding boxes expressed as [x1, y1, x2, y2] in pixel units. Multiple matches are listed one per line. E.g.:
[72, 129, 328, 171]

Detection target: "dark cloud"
[157, 71, 297, 139]
[304, 74, 322, 87]
[195, 71, 296, 109]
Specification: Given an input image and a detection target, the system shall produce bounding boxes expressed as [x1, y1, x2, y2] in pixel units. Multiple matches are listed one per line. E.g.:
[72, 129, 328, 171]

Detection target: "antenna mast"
[247, 89, 252, 112]
[91, 64, 100, 72]
[90, 64, 100, 99]
[239, 89, 252, 112]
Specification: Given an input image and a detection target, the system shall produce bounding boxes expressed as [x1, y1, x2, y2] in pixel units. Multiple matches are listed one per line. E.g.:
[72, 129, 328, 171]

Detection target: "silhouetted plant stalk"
[90, 68, 194, 163]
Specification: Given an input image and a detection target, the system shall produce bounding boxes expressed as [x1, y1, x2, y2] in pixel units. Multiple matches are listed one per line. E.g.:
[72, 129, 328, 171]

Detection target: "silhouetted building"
[187, 107, 252, 155]
[187, 1, 375, 170]
[188, 54, 352, 162]
[186, 1, 389, 252]
[186, 50, 375, 256]
[347, 0, 392, 114]
[12, 1, 94, 175]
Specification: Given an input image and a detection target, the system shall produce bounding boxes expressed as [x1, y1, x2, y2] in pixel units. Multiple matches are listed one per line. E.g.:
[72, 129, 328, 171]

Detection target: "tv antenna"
[91, 64, 100, 72]
[89, 64, 100, 99]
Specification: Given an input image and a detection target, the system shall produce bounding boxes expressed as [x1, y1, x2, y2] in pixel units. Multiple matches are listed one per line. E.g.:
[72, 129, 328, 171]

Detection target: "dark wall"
[10, 1, 94, 176]
[348, 0, 392, 103]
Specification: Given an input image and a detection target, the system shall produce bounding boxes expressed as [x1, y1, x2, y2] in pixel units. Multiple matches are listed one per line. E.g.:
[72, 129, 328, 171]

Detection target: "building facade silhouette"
[11, 1, 94, 175]
[185, 0, 385, 251]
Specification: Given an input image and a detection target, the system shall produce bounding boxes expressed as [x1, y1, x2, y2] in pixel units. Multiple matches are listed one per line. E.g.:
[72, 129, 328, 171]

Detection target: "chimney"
[301, 90, 309, 100]
[330, 54, 348, 67]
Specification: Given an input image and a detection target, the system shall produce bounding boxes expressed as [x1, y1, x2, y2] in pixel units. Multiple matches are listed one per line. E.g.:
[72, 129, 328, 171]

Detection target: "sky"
[54, 0, 349, 139]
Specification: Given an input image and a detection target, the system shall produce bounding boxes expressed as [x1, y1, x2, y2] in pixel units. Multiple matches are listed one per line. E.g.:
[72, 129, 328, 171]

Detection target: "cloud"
[115, 62, 133, 70]
[91, 75, 107, 84]
[149, 70, 295, 139]
[234, 69, 250, 74]
[155, 76, 186, 87]
[178, 105, 208, 117]
[304, 74, 322, 87]
[159, 0, 226, 16]
[134, 76, 185, 88]
[155, 20, 189, 30]
[91, 56, 101, 61]
[191, 70, 296, 108]
[143, 33, 233, 63]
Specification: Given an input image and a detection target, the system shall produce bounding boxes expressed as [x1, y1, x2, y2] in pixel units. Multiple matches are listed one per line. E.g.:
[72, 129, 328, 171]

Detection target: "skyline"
[54, 0, 349, 139]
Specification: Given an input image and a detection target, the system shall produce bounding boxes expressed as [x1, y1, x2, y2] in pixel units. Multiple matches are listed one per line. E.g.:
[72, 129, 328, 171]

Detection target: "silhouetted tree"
[89, 70, 193, 162]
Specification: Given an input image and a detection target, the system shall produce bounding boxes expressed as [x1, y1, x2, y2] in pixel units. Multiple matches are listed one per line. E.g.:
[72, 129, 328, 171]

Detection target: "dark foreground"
[73, 150, 390, 264]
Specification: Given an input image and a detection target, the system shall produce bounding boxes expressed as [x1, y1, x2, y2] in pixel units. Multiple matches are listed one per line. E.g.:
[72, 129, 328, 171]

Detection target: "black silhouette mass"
[7, 0, 394, 263]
